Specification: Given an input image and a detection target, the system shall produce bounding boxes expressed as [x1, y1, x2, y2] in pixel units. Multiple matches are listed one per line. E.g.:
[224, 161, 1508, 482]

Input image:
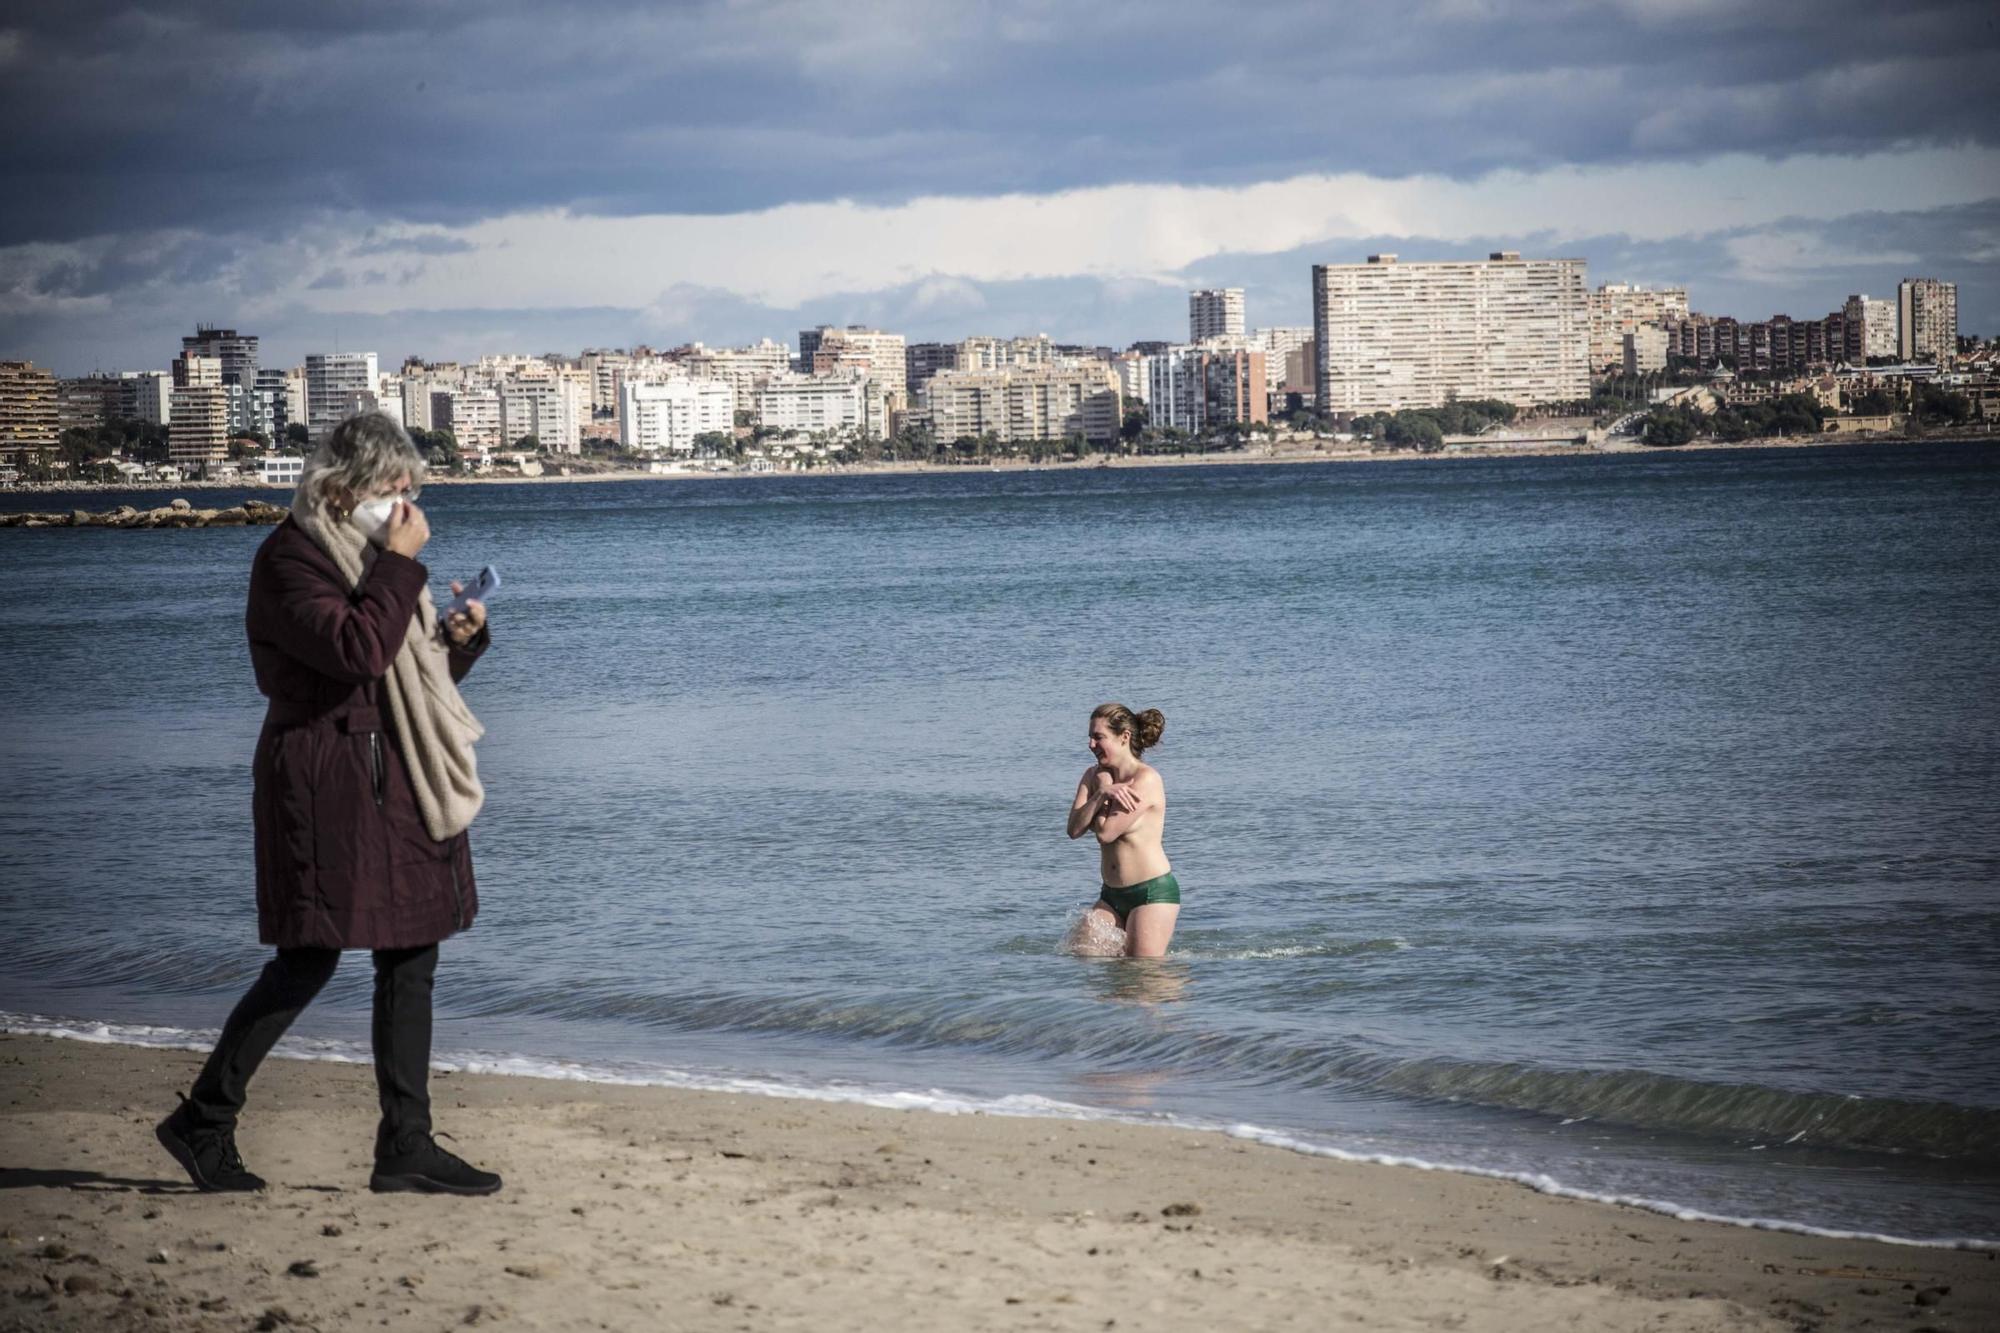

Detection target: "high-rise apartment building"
[1251, 328, 1313, 398]
[1146, 345, 1267, 433]
[0, 361, 60, 461]
[806, 327, 908, 399]
[1189, 289, 1245, 343]
[905, 343, 959, 395]
[1898, 279, 1958, 365]
[922, 365, 1122, 446]
[617, 378, 735, 453]
[58, 375, 125, 431]
[181, 326, 259, 387]
[685, 339, 790, 410]
[1587, 284, 1689, 372]
[756, 373, 868, 435]
[956, 334, 1056, 374]
[304, 352, 381, 436]
[1842, 295, 1897, 362]
[499, 378, 586, 453]
[1312, 253, 1590, 413]
[169, 355, 230, 468]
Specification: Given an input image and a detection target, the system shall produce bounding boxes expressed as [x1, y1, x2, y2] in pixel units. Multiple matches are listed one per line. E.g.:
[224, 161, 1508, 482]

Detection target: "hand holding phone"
[444, 565, 499, 620]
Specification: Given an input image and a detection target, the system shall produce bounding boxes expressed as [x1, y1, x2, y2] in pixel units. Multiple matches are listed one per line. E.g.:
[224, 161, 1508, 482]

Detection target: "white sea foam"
[6, 1009, 1994, 1252]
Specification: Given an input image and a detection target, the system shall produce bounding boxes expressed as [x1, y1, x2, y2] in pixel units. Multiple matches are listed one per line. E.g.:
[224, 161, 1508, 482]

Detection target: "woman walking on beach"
[156, 411, 501, 1197]
[1066, 704, 1180, 958]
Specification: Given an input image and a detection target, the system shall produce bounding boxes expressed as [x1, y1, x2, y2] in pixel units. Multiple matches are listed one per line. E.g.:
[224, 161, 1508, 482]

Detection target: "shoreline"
[4, 429, 1990, 496]
[3, 1031, 1993, 1331]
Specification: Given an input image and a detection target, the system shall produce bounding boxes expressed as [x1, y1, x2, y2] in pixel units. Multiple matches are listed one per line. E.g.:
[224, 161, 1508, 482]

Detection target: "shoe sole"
[155, 1121, 263, 1193]
[368, 1171, 502, 1197]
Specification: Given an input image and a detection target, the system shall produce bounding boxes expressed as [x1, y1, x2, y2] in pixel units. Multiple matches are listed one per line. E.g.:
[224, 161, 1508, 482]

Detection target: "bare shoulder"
[1135, 764, 1166, 796]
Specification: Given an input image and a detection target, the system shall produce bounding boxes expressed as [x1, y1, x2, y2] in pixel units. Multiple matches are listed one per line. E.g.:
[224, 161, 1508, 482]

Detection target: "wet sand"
[1, 1032, 1992, 1331]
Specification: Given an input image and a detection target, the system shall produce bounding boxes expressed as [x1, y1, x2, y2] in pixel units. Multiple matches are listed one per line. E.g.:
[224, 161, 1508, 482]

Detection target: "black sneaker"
[155, 1097, 266, 1193]
[369, 1132, 502, 1196]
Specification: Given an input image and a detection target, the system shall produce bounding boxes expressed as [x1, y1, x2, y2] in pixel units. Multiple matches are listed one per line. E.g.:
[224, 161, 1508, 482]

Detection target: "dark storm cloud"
[1, 1, 1994, 246]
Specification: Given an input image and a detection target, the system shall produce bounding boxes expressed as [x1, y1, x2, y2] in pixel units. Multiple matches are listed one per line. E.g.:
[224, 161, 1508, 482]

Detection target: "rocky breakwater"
[0, 497, 288, 529]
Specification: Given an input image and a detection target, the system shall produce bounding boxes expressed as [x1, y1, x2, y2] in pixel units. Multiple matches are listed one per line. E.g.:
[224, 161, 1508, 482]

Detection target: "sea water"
[3, 442, 1997, 1243]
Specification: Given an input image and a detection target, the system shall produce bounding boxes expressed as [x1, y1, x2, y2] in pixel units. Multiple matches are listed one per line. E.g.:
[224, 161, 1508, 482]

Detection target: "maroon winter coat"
[247, 517, 488, 950]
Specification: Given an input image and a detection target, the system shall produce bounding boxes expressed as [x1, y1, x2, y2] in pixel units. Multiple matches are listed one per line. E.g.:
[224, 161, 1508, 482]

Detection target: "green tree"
[284, 421, 311, 446]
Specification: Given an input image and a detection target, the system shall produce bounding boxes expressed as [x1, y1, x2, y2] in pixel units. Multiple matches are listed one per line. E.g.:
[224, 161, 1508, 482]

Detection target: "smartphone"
[444, 565, 499, 619]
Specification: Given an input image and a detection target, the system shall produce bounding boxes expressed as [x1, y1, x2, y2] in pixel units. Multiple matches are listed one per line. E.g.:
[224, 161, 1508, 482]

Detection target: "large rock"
[169, 497, 193, 511]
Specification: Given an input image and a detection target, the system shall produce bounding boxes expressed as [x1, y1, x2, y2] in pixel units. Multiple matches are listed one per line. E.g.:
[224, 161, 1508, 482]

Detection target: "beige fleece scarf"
[293, 501, 485, 841]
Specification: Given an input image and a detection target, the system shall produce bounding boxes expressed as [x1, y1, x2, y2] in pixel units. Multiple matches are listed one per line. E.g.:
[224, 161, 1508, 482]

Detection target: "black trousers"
[189, 944, 438, 1156]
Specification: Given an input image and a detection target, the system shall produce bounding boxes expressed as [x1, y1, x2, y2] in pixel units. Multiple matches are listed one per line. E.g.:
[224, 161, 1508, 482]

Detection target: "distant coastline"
[4, 427, 1993, 497]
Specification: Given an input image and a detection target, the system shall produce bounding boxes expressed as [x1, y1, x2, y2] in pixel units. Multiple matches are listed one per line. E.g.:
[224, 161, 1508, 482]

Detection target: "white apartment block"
[1842, 295, 1898, 361]
[500, 378, 586, 453]
[957, 334, 1056, 373]
[1112, 353, 1149, 405]
[1898, 279, 1957, 365]
[401, 376, 437, 431]
[1313, 253, 1590, 413]
[1623, 326, 1669, 376]
[305, 352, 380, 436]
[806, 327, 907, 398]
[1146, 345, 1268, 433]
[581, 350, 632, 414]
[756, 372, 866, 435]
[444, 386, 502, 449]
[687, 339, 790, 408]
[1587, 284, 1688, 373]
[374, 375, 406, 428]
[923, 365, 1121, 445]
[1190, 289, 1245, 343]
[618, 377, 735, 453]
[1252, 327, 1313, 396]
[131, 370, 173, 425]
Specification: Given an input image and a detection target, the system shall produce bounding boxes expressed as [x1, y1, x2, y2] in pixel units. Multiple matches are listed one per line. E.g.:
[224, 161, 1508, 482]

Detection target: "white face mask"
[348, 496, 400, 544]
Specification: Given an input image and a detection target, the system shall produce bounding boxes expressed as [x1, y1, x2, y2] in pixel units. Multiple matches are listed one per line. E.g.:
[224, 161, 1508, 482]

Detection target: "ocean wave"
[3, 1009, 1993, 1251]
[5, 935, 1994, 1162]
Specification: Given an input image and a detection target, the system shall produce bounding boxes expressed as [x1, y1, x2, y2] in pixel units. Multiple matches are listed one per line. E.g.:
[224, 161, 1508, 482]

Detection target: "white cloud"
[3, 145, 1994, 331]
[280, 146, 2000, 314]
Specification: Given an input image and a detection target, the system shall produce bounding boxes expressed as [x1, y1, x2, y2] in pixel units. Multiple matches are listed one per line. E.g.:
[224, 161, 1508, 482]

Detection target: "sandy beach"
[1, 1033, 1991, 1332]
[6, 429, 1985, 499]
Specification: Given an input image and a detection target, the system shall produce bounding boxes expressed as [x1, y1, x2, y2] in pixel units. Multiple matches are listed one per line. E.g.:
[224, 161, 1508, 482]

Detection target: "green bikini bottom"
[1099, 871, 1181, 919]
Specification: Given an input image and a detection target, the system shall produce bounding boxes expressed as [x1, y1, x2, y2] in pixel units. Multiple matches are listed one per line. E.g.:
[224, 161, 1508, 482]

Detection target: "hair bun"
[1134, 708, 1165, 752]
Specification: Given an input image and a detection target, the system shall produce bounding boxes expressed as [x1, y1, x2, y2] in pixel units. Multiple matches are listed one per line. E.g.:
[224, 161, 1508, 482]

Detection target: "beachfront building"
[805, 326, 908, 400]
[57, 374, 125, 431]
[1587, 284, 1689, 374]
[1189, 288, 1245, 343]
[0, 361, 60, 466]
[905, 342, 959, 395]
[684, 339, 790, 411]
[1252, 328, 1313, 402]
[957, 334, 1056, 374]
[1843, 295, 1898, 362]
[168, 377, 230, 469]
[304, 352, 380, 437]
[1145, 345, 1268, 433]
[499, 378, 585, 453]
[1313, 253, 1590, 413]
[181, 326, 259, 389]
[618, 377, 735, 454]
[1623, 327, 1669, 376]
[756, 372, 867, 435]
[1898, 279, 1958, 366]
[922, 364, 1122, 446]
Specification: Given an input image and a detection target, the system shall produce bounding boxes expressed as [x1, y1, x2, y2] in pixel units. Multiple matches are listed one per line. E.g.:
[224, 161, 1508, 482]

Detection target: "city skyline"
[2, 3, 1997, 374]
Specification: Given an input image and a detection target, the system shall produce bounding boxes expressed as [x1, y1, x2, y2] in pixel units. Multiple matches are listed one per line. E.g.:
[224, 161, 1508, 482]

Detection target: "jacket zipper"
[448, 860, 467, 932]
[368, 732, 385, 808]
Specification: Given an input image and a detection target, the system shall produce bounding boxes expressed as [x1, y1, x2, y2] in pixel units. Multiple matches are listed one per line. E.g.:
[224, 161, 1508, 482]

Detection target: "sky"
[3, 0, 1997, 376]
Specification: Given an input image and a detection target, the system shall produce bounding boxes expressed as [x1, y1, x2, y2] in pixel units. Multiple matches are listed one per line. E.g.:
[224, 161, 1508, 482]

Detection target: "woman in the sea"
[1065, 703, 1179, 957]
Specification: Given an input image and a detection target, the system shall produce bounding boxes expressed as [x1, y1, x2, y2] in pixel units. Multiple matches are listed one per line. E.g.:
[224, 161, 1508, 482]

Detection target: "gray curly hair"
[295, 410, 427, 515]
